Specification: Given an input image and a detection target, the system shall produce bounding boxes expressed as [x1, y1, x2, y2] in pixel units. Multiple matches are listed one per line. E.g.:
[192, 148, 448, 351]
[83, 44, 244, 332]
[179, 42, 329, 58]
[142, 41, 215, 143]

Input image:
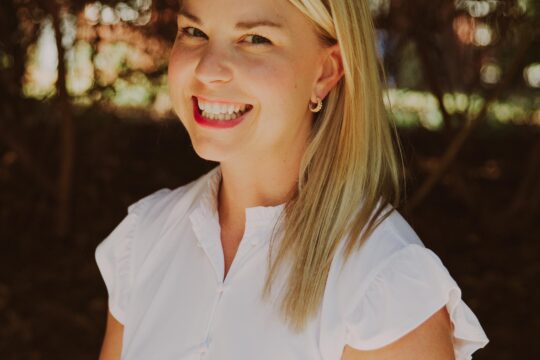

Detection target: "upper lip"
[193, 95, 251, 106]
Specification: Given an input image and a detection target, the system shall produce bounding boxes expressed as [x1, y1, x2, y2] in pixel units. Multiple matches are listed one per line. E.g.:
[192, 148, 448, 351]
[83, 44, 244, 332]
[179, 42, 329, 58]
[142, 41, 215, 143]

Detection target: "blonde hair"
[261, 0, 405, 332]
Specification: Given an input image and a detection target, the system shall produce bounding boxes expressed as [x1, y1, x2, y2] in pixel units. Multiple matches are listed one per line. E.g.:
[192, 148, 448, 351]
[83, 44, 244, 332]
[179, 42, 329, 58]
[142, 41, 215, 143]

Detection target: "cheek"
[167, 45, 198, 117]
[168, 46, 190, 93]
[242, 55, 313, 149]
[244, 55, 307, 113]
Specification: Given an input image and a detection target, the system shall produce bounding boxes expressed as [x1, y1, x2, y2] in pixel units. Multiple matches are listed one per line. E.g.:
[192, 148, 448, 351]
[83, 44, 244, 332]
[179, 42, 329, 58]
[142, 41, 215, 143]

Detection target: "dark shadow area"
[0, 111, 538, 359]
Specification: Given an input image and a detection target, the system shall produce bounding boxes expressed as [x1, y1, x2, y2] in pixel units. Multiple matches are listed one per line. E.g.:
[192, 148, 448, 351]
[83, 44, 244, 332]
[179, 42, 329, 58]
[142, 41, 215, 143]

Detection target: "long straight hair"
[260, 0, 406, 332]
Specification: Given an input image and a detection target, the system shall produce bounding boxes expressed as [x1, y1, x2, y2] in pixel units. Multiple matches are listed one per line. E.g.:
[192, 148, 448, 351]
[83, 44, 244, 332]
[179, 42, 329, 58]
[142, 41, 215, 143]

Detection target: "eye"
[180, 26, 207, 39]
[178, 26, 272, 46]
[243, 34, 272, 46]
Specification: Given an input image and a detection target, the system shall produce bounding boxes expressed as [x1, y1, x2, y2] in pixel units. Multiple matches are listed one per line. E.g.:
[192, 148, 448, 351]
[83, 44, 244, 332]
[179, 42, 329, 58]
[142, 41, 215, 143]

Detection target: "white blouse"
[95, 165, 489, 360]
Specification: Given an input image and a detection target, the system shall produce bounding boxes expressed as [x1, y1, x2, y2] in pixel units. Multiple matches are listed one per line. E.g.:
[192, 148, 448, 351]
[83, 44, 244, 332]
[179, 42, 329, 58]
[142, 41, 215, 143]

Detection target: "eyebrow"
[178, 9, 284, 30]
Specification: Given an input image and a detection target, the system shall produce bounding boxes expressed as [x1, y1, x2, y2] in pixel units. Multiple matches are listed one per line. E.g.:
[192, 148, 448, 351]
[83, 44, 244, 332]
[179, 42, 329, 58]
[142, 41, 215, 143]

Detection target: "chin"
[191, 140, 231, 162]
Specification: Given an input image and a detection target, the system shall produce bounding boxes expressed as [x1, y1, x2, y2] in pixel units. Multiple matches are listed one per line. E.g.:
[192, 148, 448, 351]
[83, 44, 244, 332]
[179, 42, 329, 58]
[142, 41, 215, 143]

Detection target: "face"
[168, 0, 337, 163]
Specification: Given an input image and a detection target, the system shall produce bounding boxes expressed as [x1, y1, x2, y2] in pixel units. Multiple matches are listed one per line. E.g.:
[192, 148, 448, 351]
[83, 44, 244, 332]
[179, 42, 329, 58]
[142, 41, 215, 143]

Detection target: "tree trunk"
[51, 4, 75, 238]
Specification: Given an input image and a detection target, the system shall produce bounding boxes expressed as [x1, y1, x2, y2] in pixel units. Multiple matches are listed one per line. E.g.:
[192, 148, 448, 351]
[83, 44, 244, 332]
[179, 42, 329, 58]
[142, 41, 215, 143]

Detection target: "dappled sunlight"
[17, 0, 537, 127]
[523, 63, 540, 88]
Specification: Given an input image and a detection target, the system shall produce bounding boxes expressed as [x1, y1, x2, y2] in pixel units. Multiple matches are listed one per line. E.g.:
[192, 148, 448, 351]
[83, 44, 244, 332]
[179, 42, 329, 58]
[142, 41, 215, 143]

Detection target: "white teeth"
[201, 110, 244, 121]
[198, 98, 248, 115]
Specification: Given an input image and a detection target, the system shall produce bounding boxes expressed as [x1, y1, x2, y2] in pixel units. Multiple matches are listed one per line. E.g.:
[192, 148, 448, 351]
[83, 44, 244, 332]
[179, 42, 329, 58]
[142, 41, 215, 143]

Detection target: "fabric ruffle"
[345, 244, 489, 359]
[95, 189, 169, 324]
[189, 165, 286, 248]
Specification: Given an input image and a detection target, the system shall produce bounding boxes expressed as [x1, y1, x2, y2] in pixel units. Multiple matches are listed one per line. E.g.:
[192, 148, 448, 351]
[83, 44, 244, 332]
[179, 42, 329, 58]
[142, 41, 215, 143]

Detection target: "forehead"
[178, 0, 304, 31]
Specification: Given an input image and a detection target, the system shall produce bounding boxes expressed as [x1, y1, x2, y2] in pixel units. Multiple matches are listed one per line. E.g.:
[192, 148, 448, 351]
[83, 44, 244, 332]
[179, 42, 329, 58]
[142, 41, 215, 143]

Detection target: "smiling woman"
[95, 0, 490, 359]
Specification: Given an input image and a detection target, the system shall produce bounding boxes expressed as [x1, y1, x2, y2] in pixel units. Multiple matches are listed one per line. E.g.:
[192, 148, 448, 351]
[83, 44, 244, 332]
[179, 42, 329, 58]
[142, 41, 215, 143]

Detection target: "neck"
[217, 139, 308, 227]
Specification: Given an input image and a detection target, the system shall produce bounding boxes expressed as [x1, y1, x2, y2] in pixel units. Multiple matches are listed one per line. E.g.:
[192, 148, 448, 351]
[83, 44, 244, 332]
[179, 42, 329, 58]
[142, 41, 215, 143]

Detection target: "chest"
[220, 229, 244, 281]
[124, 211, 353, 360]
[125, 236, 328, 360]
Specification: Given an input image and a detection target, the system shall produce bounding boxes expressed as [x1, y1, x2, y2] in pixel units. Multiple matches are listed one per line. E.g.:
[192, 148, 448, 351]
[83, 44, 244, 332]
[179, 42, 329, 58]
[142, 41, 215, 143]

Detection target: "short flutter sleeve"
[345, 244, 489, 359]
[95, 189, 169, 325]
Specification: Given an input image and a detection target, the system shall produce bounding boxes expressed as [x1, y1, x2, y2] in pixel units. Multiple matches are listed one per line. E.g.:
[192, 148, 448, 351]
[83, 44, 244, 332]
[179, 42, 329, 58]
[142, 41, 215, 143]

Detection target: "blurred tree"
[0, 1, 50, 194]
[0, 0, 538, 237]
[373, 0, 539, 223]
[0, 0, 178, 237]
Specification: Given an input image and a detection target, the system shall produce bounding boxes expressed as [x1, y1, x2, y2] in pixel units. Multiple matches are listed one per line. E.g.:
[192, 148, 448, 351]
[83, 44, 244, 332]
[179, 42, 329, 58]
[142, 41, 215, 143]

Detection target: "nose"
[194, 44, 233, 84]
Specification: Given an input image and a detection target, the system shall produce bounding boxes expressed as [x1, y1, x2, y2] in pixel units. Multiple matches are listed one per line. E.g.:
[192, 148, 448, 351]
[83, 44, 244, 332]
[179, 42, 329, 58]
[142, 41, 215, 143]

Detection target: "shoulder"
[322, 204, 489, 359]
[321, 205, 427, 330]
[94, 166, 219, 324]
[97, 166, 218, 264]
[132, 166, 218, 222]
[334, 205, 426, 287]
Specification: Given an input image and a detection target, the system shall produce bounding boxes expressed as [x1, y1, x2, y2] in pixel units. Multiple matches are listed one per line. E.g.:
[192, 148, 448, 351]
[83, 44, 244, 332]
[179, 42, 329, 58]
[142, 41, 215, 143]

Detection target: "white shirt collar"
[189, 165, 286, 247]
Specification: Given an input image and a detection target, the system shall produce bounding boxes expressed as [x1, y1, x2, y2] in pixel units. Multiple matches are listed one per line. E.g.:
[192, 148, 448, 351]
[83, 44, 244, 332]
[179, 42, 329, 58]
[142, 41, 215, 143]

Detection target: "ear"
[311, 43, 344, 102]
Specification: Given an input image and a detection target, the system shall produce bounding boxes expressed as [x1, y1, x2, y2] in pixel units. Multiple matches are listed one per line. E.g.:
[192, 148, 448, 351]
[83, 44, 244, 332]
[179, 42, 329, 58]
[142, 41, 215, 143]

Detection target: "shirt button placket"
[199, 337, 210, 359]
[216, 284, 228, 296]
[199, 284, 228, 359]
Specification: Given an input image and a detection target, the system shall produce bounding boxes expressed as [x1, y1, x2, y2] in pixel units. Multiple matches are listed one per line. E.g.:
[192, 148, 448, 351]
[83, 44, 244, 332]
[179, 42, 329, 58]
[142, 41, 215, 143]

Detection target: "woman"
[96, 0, 489, 359]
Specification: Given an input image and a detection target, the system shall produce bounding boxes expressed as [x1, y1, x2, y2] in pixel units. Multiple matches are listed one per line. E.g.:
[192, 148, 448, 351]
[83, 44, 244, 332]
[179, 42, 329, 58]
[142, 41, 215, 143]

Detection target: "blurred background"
[0, 0, 538, 358]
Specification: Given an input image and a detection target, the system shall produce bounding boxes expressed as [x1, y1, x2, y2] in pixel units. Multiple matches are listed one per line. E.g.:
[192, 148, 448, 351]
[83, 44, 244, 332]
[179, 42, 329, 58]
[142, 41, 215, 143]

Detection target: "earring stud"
[309, 97, 323, 113]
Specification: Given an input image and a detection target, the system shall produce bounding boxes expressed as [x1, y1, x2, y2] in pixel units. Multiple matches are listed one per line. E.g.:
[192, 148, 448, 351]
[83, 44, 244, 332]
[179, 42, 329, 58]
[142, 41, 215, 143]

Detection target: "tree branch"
[404, 25, 540, 213]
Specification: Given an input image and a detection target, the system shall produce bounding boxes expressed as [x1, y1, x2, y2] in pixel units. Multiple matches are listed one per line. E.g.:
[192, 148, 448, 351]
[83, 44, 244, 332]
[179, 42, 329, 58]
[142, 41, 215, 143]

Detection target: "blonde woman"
[95, 0, 489, 359]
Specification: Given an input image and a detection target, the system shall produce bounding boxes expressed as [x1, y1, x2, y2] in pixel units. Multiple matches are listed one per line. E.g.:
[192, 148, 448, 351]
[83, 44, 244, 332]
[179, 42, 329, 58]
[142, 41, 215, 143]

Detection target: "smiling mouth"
[193, 96, 253, 121]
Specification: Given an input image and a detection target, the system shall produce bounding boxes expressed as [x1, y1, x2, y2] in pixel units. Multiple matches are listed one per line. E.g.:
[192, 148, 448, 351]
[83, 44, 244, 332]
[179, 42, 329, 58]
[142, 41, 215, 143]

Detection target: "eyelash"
[179, 26, 273, 46]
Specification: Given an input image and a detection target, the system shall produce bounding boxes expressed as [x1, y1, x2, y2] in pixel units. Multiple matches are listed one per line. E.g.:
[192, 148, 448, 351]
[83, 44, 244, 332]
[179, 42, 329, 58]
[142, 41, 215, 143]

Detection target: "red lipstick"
[192, 96, 252, 129]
